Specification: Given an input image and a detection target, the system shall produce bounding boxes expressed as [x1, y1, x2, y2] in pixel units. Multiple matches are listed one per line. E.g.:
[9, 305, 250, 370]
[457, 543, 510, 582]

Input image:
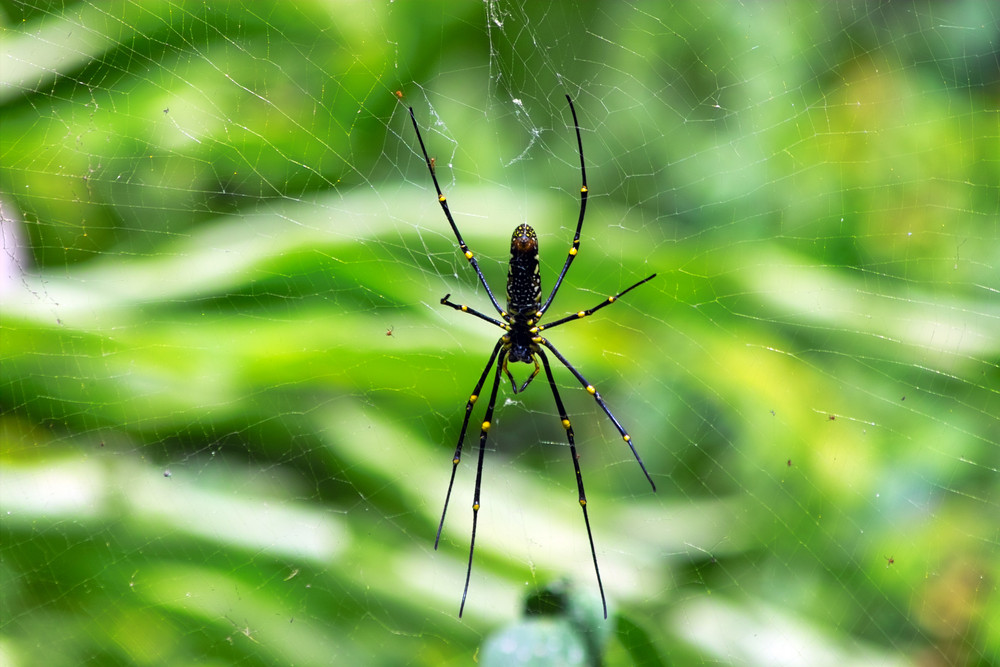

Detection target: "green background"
[1, 1, 997, 665]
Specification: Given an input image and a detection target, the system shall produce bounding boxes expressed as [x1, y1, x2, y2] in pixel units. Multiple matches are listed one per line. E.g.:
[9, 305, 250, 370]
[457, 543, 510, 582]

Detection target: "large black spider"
[409, 95, 656, 619]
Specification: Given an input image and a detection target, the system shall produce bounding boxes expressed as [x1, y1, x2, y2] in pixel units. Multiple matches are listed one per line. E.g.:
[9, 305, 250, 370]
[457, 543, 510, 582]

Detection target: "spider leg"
[458, 347, 507, 617]
[409, 107, 505, 316]
[538, 349, 608, 619]
[535, 273, 656, 333]
[538, 338, 656, 492]
[436, 338, 504, 549]
[539, 94, 588, 317]
[440, 294, 509, 330]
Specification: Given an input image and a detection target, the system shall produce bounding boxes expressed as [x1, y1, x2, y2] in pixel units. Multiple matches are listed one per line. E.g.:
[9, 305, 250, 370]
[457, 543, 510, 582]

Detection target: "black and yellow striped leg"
[538, 349, 608, 619]
[408, 107, 505, 316]
[535, 273, 657, 333]
[539, 339, 656, 492]
[440, 294, 508, 330]
[540, 94, 589, 316]
[458, 347, 507, 618]
[436, 339, 505, 549]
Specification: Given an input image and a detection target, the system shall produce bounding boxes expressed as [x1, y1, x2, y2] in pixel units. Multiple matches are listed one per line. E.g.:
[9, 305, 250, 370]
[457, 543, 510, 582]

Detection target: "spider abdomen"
[507, 224, 541, 316]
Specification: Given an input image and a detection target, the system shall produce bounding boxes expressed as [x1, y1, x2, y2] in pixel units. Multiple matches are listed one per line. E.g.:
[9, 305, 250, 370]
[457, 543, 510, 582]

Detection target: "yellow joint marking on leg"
[452, 456, 460, 465]
[587, 385, 596, 395]
[623, 434, 631, 442]
[473, 502, 480, 511]
[481, 421, 491, 432]
[608, 296, 616, 302]
[532, 336, 543, 344]
[460, 305, 468, 311]
[470, 394, 478, 403]
[439, 194, 446, 202]
[581, 186, 588, 194]
[562, 418, 571, 430]
[577, 311, 586, 318]
[465, 250, 474, 259]
[569, 247, 578, 256]
[579, 498, 587, 507]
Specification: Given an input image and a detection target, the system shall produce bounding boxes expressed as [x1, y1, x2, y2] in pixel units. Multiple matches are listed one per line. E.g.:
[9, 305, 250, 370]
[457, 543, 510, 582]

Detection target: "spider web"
[2, 1, 998, 665]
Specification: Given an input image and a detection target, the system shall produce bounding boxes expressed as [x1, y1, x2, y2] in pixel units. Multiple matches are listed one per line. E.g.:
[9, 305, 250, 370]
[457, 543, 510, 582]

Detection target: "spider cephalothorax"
[408, 95, 656, 619]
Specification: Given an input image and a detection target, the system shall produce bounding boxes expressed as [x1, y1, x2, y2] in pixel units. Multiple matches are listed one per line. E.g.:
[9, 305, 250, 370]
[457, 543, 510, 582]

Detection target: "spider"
[409, 95, 656, 619]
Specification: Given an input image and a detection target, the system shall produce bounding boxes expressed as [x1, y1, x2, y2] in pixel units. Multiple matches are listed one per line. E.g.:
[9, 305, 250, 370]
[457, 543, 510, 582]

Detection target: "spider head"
[502, 346, 541, 394]
[507, 340, 534, 364]
[505, 323, 539, 365]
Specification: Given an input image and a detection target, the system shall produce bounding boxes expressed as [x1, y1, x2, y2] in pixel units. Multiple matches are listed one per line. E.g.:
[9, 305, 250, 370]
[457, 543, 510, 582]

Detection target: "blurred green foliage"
[1, 1, 998, 665]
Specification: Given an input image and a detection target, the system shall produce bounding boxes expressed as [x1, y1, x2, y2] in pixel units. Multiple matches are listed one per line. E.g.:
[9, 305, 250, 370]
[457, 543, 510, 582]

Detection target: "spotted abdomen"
[507, 224, 541, 316]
